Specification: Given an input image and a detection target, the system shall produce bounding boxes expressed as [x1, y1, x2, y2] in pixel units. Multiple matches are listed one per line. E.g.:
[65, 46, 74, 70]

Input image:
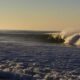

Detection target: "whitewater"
[59, 31, 80, 46]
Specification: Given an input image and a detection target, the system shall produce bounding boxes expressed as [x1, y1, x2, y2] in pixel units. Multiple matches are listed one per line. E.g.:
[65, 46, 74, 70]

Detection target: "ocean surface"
[0, 31, 80, 80]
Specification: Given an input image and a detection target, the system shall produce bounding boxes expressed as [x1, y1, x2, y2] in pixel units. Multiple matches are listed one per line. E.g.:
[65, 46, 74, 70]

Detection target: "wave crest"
[51, 31, 80, 46]
[64, 33, 80, 46]
[60, 32, 80, 46]
[0, 30, 80, 46]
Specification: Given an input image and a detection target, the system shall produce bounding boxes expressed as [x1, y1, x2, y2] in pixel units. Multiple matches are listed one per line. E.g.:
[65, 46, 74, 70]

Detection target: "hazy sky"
[0, 0, 80, 31]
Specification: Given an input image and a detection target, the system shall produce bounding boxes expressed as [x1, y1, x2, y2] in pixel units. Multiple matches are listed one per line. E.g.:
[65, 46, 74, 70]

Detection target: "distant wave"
[0, 30, 80, 46]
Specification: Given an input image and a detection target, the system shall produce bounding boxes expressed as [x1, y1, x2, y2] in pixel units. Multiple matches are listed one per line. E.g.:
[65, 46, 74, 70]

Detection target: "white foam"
[75, 38, 80, 46]
[64, 33, 80, 46]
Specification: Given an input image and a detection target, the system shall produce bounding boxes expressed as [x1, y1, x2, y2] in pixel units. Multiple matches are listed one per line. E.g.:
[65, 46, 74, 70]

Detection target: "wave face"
[0, 31, 64, 45]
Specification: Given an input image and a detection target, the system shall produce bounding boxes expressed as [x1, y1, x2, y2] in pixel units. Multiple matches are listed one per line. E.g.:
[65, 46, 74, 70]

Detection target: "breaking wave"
[0, 30, 80, 46]
[0, 31, 64, 44]
[57, 31, 80, 46]
[64, 33, 80, 46]
[48, 31, 80, 46]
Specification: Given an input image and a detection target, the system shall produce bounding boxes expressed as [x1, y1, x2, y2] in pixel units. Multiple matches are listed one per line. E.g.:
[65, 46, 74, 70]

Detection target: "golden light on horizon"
[0, 0, 80, 31]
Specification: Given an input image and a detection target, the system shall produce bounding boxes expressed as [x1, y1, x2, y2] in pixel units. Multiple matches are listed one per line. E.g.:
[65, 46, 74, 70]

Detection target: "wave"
[0, 31, 64, 44]
[0, 30, 80, 46]
[49, 31, 80, 46]
[57, 31, 80, 46]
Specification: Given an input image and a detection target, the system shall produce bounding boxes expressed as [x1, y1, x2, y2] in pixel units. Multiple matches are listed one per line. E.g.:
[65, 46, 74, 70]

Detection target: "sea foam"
[59, 31, 80, 46]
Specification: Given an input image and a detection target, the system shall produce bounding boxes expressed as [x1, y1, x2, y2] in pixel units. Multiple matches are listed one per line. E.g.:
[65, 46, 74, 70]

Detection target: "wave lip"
[64, 33, 80, 46]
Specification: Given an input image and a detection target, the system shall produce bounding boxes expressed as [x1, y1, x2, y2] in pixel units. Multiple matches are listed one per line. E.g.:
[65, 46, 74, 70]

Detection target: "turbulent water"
[0, 30, 80, 46]
[64, 33, 80, 46]
[0, 31, 80, 80]
[50, 31, 80, 46]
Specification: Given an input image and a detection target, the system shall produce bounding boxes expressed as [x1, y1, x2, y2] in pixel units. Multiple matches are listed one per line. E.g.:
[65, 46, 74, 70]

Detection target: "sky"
[0, 0, 80, 31]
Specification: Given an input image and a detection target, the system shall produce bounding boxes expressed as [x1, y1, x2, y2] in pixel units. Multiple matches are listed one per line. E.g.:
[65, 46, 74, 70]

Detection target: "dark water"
[0, 31, 80, 80]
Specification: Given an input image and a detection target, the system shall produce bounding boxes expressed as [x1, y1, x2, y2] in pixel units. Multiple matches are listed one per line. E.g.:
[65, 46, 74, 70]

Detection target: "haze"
[0, 0, 80, 31]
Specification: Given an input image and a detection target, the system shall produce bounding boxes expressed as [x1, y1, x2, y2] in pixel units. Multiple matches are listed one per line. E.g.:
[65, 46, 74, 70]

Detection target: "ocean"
[0, 30, 80, 80]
